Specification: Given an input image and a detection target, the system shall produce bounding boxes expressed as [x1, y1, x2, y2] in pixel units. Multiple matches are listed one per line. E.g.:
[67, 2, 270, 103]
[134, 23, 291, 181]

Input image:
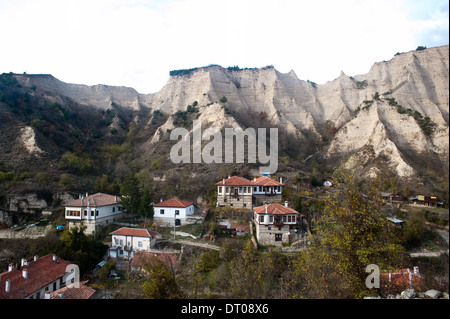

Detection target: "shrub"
[220, 96, 228, 103]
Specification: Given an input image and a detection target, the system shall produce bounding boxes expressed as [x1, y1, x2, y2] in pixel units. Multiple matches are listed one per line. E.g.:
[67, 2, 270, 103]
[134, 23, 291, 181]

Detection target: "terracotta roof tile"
[254, 203, 299, 215]
[251, 176, 283, 186]
[216, 176, 283, 186]
[131, 251, 180, 269]
[51, 280, 95, 299]
[216, 176, 252, 186]
[0, 254, 72, 299]
[110, 227, 155, 238]
[64, 193, 121, 208]
[153, 199, 193, 208]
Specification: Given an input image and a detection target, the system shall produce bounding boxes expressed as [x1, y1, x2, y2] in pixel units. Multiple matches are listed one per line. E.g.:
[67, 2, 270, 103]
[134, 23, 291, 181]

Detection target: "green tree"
[57, 224, 107, 273]
[120, 174, 142, 215]
[58, 151, 93, 175]
[139, 187, 154, 222]
[306, 167, 404, 298]
[142, 258, 182, 299]
[293, 197, 303, 214]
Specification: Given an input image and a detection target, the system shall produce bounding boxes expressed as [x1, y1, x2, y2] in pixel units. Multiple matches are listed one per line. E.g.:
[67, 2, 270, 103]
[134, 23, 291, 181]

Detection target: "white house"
[64, 193, 124, 234]
[0, 254, 72, 299]
[108, 227, 159, 260]
[153, 199, 195, 226]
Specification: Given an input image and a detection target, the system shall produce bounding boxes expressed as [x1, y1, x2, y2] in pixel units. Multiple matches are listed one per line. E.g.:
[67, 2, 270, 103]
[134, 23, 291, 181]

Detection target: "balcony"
[273, 219, 284, 226]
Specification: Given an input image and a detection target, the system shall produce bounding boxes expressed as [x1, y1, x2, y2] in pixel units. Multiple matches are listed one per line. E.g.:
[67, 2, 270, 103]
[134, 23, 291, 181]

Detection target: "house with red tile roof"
[380, 267, 424, 294]
[46, 280, 96, 299]
[153, 198, 195, 226]
[216, 175, 284, 209]
[130, 250, 181, 273]
[108, 227, 160, 260]
[253, 202, 306, 246]
[64, 192, 124, 234]
[0, 254, 73, 299]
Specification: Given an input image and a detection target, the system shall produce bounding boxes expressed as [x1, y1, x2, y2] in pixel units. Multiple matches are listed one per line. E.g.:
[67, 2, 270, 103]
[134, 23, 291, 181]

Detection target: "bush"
[220, 96, 228, 103]
[58, 152, 93, 174]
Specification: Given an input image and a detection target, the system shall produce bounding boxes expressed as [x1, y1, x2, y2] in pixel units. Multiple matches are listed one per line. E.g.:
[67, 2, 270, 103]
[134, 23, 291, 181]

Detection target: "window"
[138, 241, 142, 248]
[175, 210, 180, 215]
[275, 234, 282, 241]
[254, 187, 257, 192]
[84, 210, 87, 216]
[259, 215, 265, 223]
[218, 186, 222, 193]
[269, 216, 273, 223]
[239, 187, 242, 193]
[91, 211, 94, 217]
[96, 210, 99, 216]
[160, 209, 165, 215]
[112, 207, 115, 212]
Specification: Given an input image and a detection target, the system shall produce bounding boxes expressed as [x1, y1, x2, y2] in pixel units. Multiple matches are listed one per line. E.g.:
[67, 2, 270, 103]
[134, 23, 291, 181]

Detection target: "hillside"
[0, 45, 448, 208]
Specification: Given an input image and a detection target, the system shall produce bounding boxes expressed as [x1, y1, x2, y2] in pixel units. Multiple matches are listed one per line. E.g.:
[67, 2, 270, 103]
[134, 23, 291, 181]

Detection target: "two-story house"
[216, 175, 283, 209]
[0, 254, 72, 299]
[253, 202, 303, 246]
[153, 198, 195, 226]
[108, 227, 159, 260]
[64, 192, 124, 234]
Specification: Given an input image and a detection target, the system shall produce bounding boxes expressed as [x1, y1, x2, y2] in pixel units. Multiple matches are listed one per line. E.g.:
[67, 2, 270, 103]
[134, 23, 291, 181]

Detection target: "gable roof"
[131, 250, 181, 270]
[50, 280, 96, 299]
[153, 199, 194, 208]
[216, 175, 284, 186]
[252, 176, 283, 186]
[110, 227, 155, 238]
[0, 254, 71, 299]
[64, 193, 121, 208]
[216, 176, 252, 186]
[254, 203, 299, 215]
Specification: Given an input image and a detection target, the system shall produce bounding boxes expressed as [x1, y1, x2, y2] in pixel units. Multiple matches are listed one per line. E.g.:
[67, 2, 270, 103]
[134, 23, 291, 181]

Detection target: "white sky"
[0, 0, 448, 93]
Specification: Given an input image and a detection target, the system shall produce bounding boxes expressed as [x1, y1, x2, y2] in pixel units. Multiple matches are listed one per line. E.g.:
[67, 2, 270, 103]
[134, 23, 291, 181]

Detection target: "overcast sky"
[0, 0, 448, 93]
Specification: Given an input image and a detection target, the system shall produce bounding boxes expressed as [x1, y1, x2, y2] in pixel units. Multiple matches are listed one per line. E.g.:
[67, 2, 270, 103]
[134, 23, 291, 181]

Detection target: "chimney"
[86, 192, 88, 197]
[5, 279, 10, 293]
[8, 263, 14, 272]
[265, 203, 268, 214]
[160, 198, 163, 202]
[222, 179, 225, 185]
[21, 258, 28, 267]
[280, 177, 283, 184]
[45, 291, 52, 299]
[228, 175, 230, 179]
[254, 178, 256, 182]
[34, 255, 38, 262]
[22, 268, 28, 279]
[413, 266, 419, 275]
[285, 201, 288, 208]
[115, 196, 117, 202]
[53, 254, 57, 262]
[79, 194, 81, 199]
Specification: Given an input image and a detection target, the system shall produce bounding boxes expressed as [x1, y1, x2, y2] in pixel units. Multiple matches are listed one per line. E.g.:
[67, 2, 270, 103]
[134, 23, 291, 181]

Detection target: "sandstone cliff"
[2, 45, 448, 183]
